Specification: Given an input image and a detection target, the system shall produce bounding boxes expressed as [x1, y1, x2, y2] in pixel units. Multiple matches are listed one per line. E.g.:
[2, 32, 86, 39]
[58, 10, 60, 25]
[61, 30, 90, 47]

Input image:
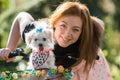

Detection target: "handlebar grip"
[8, 48, 24, 58]
[8, 48, 29, 61]
[8, 52, 18, 58]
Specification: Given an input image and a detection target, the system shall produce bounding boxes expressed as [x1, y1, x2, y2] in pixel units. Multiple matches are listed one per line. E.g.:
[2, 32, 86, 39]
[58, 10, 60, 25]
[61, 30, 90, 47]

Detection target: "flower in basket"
[12, 73, 18, 79]
[41, 70, 47, 77]
[35, 70, 41, 76]
[58, 65, 65, 73]
[23, 73, 30, 78]
[1, 71, 18, 80]
[1, 72, 7, 78]
[0, 65, 74, 80]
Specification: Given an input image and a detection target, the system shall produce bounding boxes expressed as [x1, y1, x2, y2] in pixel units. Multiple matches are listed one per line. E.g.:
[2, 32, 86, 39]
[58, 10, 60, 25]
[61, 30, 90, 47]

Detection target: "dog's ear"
[44, 28, 55, 47]
[45, 28, 53, 38]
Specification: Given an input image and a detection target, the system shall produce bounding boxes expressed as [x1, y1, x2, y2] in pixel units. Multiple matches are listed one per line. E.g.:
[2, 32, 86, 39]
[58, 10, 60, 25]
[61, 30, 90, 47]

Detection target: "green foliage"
[103, 30, 120, 79]
[102, 14, 120, 80]
[0, 0, 9, 13]
[113, 0, 120, 30]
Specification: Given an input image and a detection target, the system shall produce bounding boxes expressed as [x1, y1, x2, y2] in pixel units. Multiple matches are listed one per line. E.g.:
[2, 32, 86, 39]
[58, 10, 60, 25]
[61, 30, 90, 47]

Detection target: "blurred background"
[0, 0, 120, 80]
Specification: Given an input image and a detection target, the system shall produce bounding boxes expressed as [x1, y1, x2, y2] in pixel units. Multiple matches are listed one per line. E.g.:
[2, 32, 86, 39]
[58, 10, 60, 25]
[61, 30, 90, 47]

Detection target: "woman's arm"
[0, 12, 34, 62]
[7, 12, 34, 51]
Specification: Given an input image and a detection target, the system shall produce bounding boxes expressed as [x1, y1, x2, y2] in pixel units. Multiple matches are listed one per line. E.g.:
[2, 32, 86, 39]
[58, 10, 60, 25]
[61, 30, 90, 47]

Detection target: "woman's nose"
[64, 29, 72, 38]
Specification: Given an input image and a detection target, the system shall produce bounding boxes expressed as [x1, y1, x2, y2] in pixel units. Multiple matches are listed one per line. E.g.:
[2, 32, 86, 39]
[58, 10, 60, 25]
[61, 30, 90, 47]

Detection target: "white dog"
[25, 21, 56, 70]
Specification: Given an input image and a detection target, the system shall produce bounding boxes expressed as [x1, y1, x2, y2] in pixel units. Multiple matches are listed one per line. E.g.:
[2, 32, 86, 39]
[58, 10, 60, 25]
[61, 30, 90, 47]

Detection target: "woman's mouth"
[62, 37, 71, 43]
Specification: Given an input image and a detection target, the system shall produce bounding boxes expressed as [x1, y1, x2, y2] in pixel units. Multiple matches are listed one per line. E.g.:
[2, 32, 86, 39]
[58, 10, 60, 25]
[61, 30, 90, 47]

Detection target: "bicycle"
[0, 48, 73, 80]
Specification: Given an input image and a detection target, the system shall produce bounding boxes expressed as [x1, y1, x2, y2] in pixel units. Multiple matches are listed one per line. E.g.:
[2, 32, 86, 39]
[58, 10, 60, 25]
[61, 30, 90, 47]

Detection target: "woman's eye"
[43, 38, 46, 41]
[60, 24, 66, 28]
[73, 29, 80, 32]
[35, 38, 38, 41]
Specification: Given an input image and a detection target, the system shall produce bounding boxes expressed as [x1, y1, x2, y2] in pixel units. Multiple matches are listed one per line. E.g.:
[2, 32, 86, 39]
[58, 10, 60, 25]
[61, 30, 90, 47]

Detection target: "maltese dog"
[25, 21, 56, 70]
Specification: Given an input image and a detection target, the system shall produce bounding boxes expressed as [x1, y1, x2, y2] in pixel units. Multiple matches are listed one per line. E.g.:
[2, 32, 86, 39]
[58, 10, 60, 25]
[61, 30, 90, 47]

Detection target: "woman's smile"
[61, 35, 71, 43]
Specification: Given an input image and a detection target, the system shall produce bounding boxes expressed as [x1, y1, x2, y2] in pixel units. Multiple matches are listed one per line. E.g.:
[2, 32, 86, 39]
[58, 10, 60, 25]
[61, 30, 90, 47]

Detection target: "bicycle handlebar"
[8, 48, 29, 61]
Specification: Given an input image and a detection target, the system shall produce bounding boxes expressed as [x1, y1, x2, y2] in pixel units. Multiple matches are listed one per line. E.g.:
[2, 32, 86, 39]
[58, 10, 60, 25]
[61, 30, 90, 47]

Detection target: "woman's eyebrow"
[62, 21, 67, 24]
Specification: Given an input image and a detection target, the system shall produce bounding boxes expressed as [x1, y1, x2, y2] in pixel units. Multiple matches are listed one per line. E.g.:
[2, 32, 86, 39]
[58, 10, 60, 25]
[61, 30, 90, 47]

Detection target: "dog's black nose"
[39, 43, 43, 47]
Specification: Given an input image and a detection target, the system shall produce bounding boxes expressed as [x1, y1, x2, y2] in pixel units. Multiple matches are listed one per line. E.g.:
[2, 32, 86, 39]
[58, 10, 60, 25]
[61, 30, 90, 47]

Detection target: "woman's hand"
[0, 48, 15, 62]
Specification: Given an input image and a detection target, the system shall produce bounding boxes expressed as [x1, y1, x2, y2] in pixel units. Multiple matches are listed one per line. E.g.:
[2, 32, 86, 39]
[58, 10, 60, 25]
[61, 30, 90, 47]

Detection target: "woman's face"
[54, 16, 82, 47]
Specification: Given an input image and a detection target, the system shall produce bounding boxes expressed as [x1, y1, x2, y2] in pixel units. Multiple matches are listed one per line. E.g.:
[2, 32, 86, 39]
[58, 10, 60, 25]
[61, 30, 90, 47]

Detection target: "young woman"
[0, 1, 112, 80]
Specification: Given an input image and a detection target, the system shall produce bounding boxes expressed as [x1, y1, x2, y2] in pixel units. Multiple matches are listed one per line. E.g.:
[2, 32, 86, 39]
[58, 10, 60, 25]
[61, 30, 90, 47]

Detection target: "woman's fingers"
[0, 48, 11, 61]
[6, 57, 15, 63]
[0, 48, 7, 60]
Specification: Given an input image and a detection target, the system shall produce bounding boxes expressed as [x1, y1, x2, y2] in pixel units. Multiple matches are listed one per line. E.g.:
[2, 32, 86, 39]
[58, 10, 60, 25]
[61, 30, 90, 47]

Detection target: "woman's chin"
[58, 42, 70, 48]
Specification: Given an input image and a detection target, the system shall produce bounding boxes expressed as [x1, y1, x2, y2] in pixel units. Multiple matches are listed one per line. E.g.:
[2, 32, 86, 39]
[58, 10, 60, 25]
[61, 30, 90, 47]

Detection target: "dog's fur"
[25, 21, 56, 70]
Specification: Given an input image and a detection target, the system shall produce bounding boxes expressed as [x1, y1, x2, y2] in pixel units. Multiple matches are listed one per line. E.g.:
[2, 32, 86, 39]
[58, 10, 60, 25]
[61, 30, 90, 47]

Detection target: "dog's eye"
[43, 38, 46, 41]
[35, 38, 38, 41]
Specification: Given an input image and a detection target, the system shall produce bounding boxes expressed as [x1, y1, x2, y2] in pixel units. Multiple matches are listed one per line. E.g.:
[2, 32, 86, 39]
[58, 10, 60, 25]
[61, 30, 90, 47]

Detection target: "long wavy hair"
[49, 1, 104, 72]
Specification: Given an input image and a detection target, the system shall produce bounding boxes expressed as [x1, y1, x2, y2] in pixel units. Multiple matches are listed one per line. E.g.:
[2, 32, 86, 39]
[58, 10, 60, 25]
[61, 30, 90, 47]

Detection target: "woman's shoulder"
[71, 48, 106, 72]
[72, 48, 112, 80]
